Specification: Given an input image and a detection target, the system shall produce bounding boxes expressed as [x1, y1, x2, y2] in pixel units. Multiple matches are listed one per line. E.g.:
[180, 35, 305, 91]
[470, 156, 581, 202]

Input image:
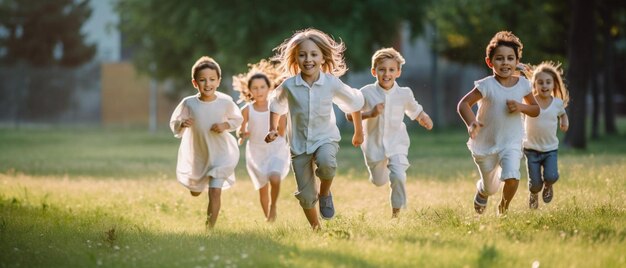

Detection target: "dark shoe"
[319, 193, 335, 220]
[542, 184, 553, 203]
[529, 192, 539, 209]
[474, 191, 488, 214]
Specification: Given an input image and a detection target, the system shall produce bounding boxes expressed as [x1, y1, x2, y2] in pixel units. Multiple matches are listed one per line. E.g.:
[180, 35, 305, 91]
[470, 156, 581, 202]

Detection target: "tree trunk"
[591, 72, 600, 140]
[564, 0, 596, 149]
[600, 3, 618, 134]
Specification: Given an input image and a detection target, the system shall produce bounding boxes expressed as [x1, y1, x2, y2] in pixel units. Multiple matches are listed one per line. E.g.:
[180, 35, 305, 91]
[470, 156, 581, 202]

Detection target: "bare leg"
[258, 184, 270, 219]
[499, 179, 519, 214]
[206, 187, 221, 228]
[267, 175, 281, 222]
[303, 207, 321, 230]
[392, 208, 401, 218]
[319, 179, 332, 197]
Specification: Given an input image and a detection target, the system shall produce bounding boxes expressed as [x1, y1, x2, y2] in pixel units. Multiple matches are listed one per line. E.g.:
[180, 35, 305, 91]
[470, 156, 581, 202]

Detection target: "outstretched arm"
[457, 88, 483, 139]
[265, 111, 281, 143]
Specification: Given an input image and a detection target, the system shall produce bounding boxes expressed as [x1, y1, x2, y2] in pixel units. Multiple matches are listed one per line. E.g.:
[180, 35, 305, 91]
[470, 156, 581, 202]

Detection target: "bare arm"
[277, 114, 288, 137]
[507, 93, 539, 117]
[237, 107, 249, 145]
[457, 88, 483, 139]
[265, 111, 281, 143]
[416, 111, 433, 130]
[351, 111, 363, 147]
[559, 113, 569, 132]
[346, 103, 384, 122]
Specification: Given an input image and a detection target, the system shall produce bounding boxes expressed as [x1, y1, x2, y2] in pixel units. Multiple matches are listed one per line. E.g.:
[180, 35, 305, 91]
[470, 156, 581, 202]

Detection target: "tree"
[0, 0, 96, 67]
[115, 0, 430, 95]
[564, 0, 596, 149]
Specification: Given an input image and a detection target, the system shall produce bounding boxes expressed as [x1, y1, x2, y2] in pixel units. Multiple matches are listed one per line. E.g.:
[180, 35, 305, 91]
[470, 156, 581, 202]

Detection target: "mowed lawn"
[0, 124, 625, 267]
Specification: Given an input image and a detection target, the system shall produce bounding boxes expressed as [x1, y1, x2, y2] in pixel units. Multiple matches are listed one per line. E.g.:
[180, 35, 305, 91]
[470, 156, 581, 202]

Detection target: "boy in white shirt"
[350, 47, 433, 218]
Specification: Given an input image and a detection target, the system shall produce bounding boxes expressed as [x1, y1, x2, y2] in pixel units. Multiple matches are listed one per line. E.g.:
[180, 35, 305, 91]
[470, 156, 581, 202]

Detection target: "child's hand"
[417, 112, 433, 130]
[210, 122, 229, 133]
[181, 118, 193, 128]
[265, 130, 278, 143]
[560, 121, 569, 132]
[352, 132, 363, 147]
[468, 120, 483, 139]
[506, 99, 520, 113]
[371, 103, 384, 118]
[237, 131, 249, 145]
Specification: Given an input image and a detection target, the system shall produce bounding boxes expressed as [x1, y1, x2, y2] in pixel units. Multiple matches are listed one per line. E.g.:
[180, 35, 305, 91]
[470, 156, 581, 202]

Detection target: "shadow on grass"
[0, 196, 378, 268]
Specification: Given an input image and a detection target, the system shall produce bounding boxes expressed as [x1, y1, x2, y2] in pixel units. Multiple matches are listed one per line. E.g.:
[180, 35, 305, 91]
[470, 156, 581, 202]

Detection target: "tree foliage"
[115, 0, 430, 91]
[0, 0, 96, 67]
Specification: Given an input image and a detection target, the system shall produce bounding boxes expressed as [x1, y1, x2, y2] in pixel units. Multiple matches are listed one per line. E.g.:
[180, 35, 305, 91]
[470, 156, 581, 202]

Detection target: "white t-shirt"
[523, 98, 566, 152]
[360, 82, 423, 163]
[468, 76, 532, 156]
[170, 92, 243, 190]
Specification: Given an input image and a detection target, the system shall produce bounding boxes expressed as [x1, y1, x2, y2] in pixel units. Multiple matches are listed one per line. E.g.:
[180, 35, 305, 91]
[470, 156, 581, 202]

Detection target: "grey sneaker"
[529, 192, 539, 209]
[543, 184, 553, 203]
[319, 193, 335, 220]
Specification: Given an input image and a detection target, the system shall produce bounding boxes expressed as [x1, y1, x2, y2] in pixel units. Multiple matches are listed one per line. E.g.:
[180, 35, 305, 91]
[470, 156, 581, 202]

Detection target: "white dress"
[244, 103, 290, 190]
[170, 92, 243, 191]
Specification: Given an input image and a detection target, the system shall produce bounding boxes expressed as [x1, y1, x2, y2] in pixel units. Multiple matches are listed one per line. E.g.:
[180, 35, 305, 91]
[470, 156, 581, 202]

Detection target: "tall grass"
[1, 125, 625, 267]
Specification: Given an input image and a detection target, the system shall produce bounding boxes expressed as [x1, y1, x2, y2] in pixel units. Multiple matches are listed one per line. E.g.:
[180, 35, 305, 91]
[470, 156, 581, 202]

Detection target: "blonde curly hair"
[232, 59, 285, 103]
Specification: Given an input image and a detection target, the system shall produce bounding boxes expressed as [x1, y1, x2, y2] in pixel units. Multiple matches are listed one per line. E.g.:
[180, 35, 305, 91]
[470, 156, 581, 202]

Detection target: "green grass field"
[1, 125, 625, 267]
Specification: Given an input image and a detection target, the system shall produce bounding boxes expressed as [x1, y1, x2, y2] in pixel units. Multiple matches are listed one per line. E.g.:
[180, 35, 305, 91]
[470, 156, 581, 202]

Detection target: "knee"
[295, 190, 318, 209]
[370, 177, 386, 187]
[544, 173, 559, 184]
[483, 187, 499, 196]
[316, 164, 336, 180]
[389, 174, 405, 186]
[529, 183, 543, 194]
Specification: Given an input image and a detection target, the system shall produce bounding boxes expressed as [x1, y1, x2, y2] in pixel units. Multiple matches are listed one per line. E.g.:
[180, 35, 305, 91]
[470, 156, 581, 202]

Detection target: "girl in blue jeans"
[522, 61, 570, 209]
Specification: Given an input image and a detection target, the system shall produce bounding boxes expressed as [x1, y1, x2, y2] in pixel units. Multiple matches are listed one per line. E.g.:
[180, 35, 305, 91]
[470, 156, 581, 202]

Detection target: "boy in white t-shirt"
[349, 47, 433, 218]
[522, 61, 569, 209]
[457, 31, 539, 215]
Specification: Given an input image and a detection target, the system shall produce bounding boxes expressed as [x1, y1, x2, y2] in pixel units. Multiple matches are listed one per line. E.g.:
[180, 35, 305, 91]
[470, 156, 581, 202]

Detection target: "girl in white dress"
[170, 56, 243, 228]
[233, 60, 290, 222]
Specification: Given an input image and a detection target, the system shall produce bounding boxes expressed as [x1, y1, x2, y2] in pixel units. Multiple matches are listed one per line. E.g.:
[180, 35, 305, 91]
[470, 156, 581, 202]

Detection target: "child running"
[523, 61, 569, 209]
[265, 28, 364, 230]
[233, 59, 290, 222]
[457, 31, 539, 215]
[170, 56, 243, 228]
[349, 47, 433, 218]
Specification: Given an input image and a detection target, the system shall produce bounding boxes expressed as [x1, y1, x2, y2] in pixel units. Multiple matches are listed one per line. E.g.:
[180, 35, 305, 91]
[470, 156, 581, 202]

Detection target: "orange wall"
[101, 62, 176, 127]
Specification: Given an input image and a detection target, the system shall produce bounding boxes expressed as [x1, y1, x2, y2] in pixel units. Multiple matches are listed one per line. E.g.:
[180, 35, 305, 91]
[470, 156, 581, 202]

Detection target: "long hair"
[232, 59, 284, 103]
[531, 61, 570, 108]
[271, 28, 347, 77]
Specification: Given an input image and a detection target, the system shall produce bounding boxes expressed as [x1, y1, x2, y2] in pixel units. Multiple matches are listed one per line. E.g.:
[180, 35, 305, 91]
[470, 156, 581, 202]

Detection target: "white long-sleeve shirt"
[170, 92, 243, 189]
[269, 72, 364, 155]
[360, 82, 424, 163]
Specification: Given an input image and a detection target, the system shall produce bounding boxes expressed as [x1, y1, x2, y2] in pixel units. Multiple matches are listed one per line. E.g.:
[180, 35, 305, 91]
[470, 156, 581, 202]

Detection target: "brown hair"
[191, 56, 221, 80]
[485, 31, 523, 60]
[232, 59, 285, 103]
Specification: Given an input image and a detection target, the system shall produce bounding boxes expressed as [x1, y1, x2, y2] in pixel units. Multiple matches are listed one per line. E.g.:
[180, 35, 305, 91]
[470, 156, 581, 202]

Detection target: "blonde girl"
[233, 60, 290, 222]
[265, 28, 364, 230]
[523, 61, 569, 209]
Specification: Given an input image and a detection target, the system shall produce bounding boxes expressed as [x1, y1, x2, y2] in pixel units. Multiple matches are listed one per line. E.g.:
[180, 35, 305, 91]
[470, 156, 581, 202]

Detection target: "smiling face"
[249, 77, 271, 102]
[297, 39, 324, 82]
[192, 68, 221, 101]
[372, 58, 401, 90]
[533, 71, 555, 100]
[486, 45, 519, 80]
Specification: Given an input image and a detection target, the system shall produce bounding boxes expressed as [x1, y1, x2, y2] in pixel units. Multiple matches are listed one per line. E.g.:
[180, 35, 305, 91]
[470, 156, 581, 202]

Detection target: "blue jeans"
[524, 149, 559, 193]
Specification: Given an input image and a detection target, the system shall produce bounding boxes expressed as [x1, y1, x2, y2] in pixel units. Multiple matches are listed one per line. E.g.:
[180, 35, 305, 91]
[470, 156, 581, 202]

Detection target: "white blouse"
[523, 98, 566, 152]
